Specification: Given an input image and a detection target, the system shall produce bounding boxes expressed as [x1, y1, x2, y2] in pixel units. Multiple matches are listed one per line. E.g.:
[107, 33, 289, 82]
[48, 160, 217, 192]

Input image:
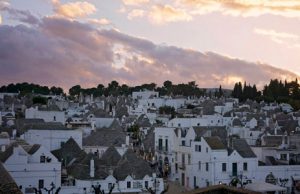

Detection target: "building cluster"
[0, 90, 300, 193]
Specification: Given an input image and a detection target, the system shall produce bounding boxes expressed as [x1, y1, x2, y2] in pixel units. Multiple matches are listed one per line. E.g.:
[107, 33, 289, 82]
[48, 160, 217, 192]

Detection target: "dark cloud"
[0, 15, 298, 91]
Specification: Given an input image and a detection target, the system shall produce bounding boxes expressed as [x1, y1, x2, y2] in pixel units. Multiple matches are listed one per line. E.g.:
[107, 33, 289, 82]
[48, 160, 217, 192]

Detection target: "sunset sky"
[1, 0, 300, 90]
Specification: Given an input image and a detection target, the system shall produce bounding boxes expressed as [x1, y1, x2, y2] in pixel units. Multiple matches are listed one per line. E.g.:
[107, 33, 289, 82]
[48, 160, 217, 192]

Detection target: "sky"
[0, 0, 300, 90]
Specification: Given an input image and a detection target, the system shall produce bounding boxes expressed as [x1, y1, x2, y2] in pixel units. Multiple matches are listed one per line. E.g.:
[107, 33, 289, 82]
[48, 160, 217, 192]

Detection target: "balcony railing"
[156, 146, 172, 154]
[178, 163, 186, 170]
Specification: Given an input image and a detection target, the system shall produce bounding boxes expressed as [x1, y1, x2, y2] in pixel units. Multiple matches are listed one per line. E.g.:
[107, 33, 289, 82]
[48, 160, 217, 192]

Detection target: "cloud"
[5, 8, 40, 25]
[122, 0, 149, 6]
[127, 9, 145, 20]
[53, 1, 97, 18]
[88, 18, 111, 26]
[0, 0, 9, 10]
[254, 28, 300, 48]
[0, 15, 298, 90]
[178, 0, 300, 18]
[0, 0, 10, 24]
[148, 4, 192, 24]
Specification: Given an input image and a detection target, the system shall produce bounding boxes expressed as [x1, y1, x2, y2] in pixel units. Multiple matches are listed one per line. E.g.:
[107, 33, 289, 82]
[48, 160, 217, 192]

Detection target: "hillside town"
[1, 85, 300, 194]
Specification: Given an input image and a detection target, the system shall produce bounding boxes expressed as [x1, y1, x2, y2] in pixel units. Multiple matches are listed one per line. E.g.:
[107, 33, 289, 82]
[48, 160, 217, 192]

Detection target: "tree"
[69, 85, 81, 96]
[32, 96, 47, 105]
[218, 85, 223, 97]
[163, 80, 172, 89]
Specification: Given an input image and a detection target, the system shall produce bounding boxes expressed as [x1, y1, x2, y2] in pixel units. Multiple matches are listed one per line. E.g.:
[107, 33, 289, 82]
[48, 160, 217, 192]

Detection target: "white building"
[25, 107, 65, 125]
[167, 115, 231, 128]
[22, 123, 82, 151]
[138, 98, 186, 111]
[0, 142, 61, 193]
[132, 91, 159, 100]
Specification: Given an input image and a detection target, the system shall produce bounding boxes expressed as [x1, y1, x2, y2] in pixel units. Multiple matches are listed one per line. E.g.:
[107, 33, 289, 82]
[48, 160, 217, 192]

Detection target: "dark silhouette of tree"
[32, 96, 47, 105]
[69, 85, 81, 96]
[92, 184, 115, 194]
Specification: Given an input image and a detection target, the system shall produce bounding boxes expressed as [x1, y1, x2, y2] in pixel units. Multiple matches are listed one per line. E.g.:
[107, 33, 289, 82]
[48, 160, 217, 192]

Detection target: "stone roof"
[280, 120, 299, 135]
[23, 144, 41, 155]
[113, 149, 153, 180]
[275, 113, 293, 121]
[204, 137, 226, 150]
[232, 118, 242, 127]
[68, 153, 109, 180]
[15, 118, 45, 133]
[51, 137, 85, 163]
[0, 145, 14, 163]
[24, 122, 71, 131]
[83, 129, 126, 147]
[0, 132, 9, 139]
[232, 139, 256, 158]
[99, 146, 121, 166]
[109, 119, 123, 131]
[137, 115, 151, 128]
[0, 163, 23, 194]
[142, 128, 155, 152]
[263, 136, 282, 147]
[193, 126, 227, 144]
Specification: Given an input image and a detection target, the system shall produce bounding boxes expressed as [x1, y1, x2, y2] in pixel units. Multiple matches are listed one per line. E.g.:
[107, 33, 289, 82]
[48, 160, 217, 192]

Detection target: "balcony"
[178, 163, 186, 170]
[156, 146, 172, 155]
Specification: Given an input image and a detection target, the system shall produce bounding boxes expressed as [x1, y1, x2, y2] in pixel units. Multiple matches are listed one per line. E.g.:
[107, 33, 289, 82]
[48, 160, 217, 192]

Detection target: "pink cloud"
[0, 14, 298, 90]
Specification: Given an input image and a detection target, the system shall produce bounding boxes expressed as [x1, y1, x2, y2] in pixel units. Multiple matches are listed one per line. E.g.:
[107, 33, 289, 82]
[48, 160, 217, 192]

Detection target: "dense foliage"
[232, 79, 300, 110]
[68, 80, 206, 97]
[0, 83, 64, 96]
[159, 106, 176, 118]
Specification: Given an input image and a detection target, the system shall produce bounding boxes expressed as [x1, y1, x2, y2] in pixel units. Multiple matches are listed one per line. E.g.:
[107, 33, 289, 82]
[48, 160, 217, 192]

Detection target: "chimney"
[152, 173, 156, 179]
[12, 129, 17, 139]
[1, 145, 6, 152]
[91, 94, 94, 103]
[126, 136, 130, 146]
[90, 158, 95, 178]
[91, 121, 96, 132]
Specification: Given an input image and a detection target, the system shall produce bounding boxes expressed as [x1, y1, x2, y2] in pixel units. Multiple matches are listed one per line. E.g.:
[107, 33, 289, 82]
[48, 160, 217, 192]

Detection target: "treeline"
[69, 80, 205, 97]
[232, 79, 300, 110]
[232, 82, 260, 101]
[0, 83, 64, 95]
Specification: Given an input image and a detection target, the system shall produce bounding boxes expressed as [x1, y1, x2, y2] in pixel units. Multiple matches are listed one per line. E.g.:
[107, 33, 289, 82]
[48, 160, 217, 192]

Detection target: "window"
[222, 163, 226, 172]
[38, 179, 44, 189]
[194, 176, 197, 188]
[206, 147, 208, 153]
[40, 155, 46, 163]
[175, 152, 178, 161]
[188, 154, 191, 165]
[133, 182, 142, 188]
[206, 162, 209, 171]
[280, 154, 287, 160]
[158, 139, 163, 150]
[198, 161, 201, 170]
[178, 123, 181, 127]
[182, 154, 185, 165]
[53, 116, 56, 121]
[127, 181, 131, 188]
[195, 145, 201, 152]
[243, 162, 248, 171]
[197, 123, 200, 126]
[165, 139, 168, 151]
[108, 183, 113, 189]
[175, 163, 178, 173]
[182, 140, 185, 146]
